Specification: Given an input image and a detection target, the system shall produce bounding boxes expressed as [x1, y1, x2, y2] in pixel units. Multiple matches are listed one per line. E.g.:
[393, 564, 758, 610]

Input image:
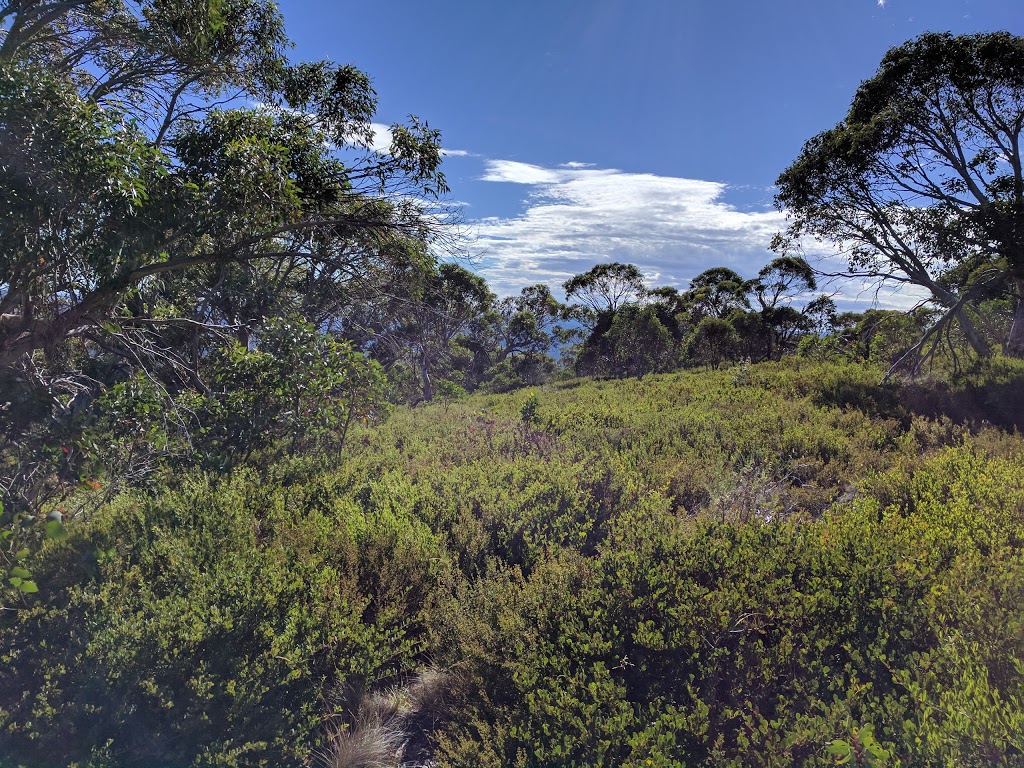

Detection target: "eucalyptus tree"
[563, 262, 646, 319]
[0, 0, 451, 513]
[0, 0, 450, 383]
[682, 267, 751, 321]
[746, 257, 817, 359]
[604, 303, 676, 377]
[564, 262, 661, 377]
[750, 257, 817, 312]
[494, 284, 568, 359]
[776, 32, 1024, 361]
[366, 261, 493, 402]
[685, 317, 741, 369]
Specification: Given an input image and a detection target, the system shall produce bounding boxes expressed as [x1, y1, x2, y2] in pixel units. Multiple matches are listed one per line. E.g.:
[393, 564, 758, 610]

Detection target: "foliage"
[686, 317, 742, 368]
[827, 724, 891, 767]
[751, 257, 818, 312]
[0, 470, 442, 766]
[197, 319, 389, 465]
[0, 0, 448, 378]
[519, 390, 542, 426]
[72, 320, 389, 483]
[776, 31, 1024, 360]
[5, 359, 1024, 765]
[351, 259, 494, 403]
[561, 257, 832, 379]
[430, 440, 1024, 767]
[564, 262, 646, 317]
[1, 499, 66, 605]
[475, 284, 569, 393]
[0, 0, 449, 517]
[684, 267, 751, 320]
[605, 305, 677, 377]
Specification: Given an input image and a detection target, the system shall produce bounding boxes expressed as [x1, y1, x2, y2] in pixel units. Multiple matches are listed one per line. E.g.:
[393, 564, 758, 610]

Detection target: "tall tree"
[747, 257, 817, 359]
[682, 267, 750, 321]
[493, 284, 566, 363]
[685, 317, 741, 369]
[776, 32, 1024, 360]
[750, 257, 817, 312]
[604, 304, 676, 377]
[563, 262, 645, 318]
[0, 0, 449, 381]
[371, 262, 493, 402]
[564, 262, 649, 377]
[0, 0, 451, 513]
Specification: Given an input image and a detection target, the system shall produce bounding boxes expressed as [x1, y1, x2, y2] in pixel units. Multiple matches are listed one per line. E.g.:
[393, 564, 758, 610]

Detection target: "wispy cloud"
[466, 158, 924, 311]
[469, 159, 786, 296]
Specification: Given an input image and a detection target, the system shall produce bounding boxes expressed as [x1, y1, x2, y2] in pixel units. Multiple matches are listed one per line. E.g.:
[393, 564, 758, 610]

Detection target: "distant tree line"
[360, 256, 950, 397]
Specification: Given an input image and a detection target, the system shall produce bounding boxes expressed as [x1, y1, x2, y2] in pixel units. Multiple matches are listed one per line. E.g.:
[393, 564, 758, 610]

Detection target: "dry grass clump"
[312, 666, 456, 768]
[315, 714, 406, 768]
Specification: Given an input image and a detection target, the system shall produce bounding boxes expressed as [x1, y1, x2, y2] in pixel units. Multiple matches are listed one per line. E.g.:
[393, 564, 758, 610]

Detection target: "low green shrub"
[427, 444, 1024, 767]
[0, 470, 441, 767]
[3, 360, 1023, 766]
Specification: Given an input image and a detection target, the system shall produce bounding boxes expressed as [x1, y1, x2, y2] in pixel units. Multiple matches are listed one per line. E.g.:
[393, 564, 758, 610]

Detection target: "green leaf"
[44, 520, 68, 541]
[18, 580, 38, 594]
[10, 566, 31, 579]
[826, 740, 852, 764]
[9, 576, 22, 587]
[14, 547, 29, 561]
[867, 744, 891, 761]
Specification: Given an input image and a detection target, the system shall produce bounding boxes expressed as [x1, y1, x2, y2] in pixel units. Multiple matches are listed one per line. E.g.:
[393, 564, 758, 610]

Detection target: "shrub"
[0, 470, 441, 767]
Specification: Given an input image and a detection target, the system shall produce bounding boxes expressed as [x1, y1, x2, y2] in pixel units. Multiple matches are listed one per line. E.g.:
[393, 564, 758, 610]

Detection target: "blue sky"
[285, 1, 1024, 305]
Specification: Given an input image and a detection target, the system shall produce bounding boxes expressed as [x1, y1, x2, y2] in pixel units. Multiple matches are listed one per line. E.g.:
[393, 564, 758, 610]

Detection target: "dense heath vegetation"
[2, 2, 1024, 766]
[4, 359, 1024, 767]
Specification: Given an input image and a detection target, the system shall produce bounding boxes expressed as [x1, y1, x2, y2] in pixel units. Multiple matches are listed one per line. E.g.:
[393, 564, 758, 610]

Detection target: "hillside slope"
[2, 359, 1024, 767]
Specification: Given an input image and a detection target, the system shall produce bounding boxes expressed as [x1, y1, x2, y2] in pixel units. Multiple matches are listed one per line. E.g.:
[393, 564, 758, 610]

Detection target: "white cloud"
[469, 159, 787, 297]
[465, 158, 925, 312]
[369, 122, 393, 154]
[559, 161, 595, 169]
[480, 159, 567, 185]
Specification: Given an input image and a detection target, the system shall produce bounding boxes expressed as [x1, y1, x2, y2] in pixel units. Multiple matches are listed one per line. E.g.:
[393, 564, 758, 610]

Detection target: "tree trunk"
[1006, 277, 1024, 358]
[0, 287, 119, 368]
[926, 278, 991, 359]
[954, 305, 991, 359]
[419, 352, 434, 402]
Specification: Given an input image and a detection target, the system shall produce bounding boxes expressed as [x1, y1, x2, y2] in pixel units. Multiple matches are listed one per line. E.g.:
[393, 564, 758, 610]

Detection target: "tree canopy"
[563, 261, 645, 317]
[776, 31, 1024, 361]
[0, 0, 448, 384]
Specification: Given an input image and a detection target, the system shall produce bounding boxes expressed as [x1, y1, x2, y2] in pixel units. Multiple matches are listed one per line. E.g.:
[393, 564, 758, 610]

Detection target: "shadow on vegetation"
[811, 359, 1024, 432]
